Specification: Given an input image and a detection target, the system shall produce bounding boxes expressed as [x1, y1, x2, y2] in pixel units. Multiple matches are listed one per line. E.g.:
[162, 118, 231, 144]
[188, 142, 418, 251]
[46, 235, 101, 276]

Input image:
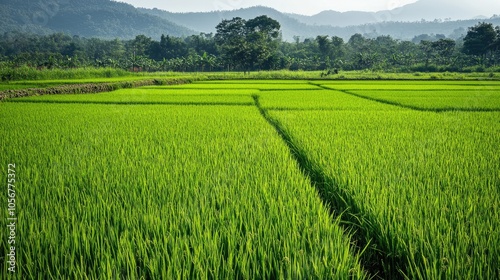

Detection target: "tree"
[432, 39, 456, 66]
[159, 35, 188, 60]
[372, 36, 397, 69]
[132, 35, 152, 57]
[496, 26, 500, 48]
[412, 34, 433, 44]
[330, 36, 345, 62]
[419, 40, 435, 69]
[185, 33, 217, 56]
[396, 41, 418, 68]
[215, 16, 281, 72]
[348, 34, 368, 52]
[494, 26, 500, 66]
[245, 15, 281, 70]
[347, 34, 374, 70]
[316, 35, 332, 69]
[215, 17, 247, 71]
[463, 22, 497, 65]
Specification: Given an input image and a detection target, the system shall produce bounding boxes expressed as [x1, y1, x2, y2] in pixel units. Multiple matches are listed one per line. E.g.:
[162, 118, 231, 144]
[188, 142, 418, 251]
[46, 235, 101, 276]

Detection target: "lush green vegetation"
[0, 102, 366, 279]
[346, 90, 500, 110]
[1, 79, 499, 279]
[316, 80, 500, 110]
[164, 82, 320, 90]
[2, 68, 500, 85]
[259, 89, 399, 111]
[316, 80, 500, 89]
[2, 0, 500, 46]
[9, 88, 256, 105]
[261, 80, 499, 278]
[1, 20, 500, 76]
[268, 109, 499, 278]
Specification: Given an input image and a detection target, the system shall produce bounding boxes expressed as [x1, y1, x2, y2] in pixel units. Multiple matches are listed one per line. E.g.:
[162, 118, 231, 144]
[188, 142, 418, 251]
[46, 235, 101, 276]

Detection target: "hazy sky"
[117, 0, 421, 15]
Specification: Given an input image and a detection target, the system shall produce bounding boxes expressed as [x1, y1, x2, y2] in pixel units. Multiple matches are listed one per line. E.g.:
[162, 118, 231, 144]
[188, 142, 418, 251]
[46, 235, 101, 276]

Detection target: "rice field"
[8, 88, 256, 105]
[258, 90, 401, 110]
[315, 80, 500, 90]
[1, 78, 499, 279]
[269, 110, 500, 279]
[343, 90, 500, 111]
[159, 82, 320, 90]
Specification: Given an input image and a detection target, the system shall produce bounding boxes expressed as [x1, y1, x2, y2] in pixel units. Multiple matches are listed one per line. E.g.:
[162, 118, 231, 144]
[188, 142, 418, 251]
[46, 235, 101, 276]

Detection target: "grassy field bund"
[1, 76, 499, 279]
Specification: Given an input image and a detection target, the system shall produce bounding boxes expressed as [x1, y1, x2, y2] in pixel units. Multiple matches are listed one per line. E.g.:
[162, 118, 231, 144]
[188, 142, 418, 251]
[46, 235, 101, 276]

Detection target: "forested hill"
[0, 0, 195, 39]
[139, 6, 500, 41]
[286, 0, 499, 27]
[2, 0, 500, 42]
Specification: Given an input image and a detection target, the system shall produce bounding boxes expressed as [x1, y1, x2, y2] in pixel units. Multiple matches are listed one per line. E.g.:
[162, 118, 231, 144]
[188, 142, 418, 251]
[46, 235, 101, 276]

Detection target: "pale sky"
[116, 0, 420, 15]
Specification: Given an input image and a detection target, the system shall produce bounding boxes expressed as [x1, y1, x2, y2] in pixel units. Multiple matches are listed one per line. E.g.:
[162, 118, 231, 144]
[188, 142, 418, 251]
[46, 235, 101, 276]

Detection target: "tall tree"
[215, 17, 247, 71]
[496, 26, 500, 50]
[463, 22, 497, 65]
[215, 16, 280, 72]
[419, 40, 435, 68]
[330, 36, 345, 61]
[160, 35, 188, 59]
[432, 39, 456, 66]
[131, 35, 152, 57]
[316, 35, 332, 69]
[245, 15, 281, 70]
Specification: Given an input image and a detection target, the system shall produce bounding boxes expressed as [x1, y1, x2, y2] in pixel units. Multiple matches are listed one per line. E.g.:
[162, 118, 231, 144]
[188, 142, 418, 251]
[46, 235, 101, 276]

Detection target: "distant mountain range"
[1, 0, 499, 41]
[286, 0, 498, 27]
[141, 5, 500, 41]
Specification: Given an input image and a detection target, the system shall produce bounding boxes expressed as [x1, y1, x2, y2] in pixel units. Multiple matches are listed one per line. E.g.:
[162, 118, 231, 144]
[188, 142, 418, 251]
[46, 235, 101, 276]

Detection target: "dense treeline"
[1, 18, 499, 77]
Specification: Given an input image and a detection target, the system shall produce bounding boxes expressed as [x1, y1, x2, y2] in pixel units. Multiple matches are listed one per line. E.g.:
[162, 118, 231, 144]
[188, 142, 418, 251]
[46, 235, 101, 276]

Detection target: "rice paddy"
[1, 78, 499, 279]
[8, 88, 256, 105]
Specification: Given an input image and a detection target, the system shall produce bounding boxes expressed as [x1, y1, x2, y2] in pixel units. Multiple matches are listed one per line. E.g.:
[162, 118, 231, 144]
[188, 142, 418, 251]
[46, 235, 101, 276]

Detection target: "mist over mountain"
[1, 0, 499, 42]
[287, 0, 500, 27]
[140, 5, 500, 41]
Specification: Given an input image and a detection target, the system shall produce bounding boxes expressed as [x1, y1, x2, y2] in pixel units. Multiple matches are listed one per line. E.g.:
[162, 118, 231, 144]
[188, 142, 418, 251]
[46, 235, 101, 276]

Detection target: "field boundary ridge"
[252, 94, 409, 279]
[0, 78, 193, 101]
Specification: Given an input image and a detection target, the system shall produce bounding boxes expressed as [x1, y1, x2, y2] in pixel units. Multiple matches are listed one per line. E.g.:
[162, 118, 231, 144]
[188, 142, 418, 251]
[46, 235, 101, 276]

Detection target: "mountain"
[1, 0, 499, 42]
[287, 11, 383, 28]
[287, 0, 500, 27]
[0, 0, 195, 39]
[139, 5, 500, 41]
[389, 0, 500, 22]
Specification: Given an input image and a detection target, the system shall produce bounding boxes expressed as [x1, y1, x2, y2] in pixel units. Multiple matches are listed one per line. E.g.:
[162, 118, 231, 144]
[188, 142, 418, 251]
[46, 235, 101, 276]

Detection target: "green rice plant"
[258, 89, 401, 111]
[136, 88, 259, 96]
[268, 109, 500, 279]
[8, 88, 256, 105]
[317, 81, 500, 91]
[199, 80, 313, 84]
[346, 90, 500, 111]
[3, 78, 498, 279]
[163, 82, 321, 90]
[0, 102, 366, 279]
[0, 84, 40, 91]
